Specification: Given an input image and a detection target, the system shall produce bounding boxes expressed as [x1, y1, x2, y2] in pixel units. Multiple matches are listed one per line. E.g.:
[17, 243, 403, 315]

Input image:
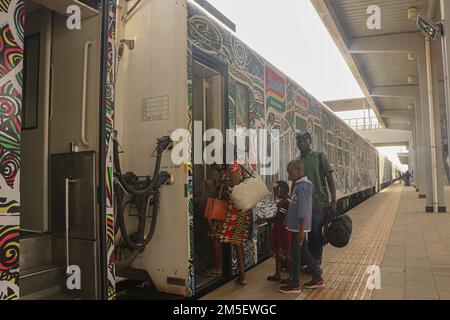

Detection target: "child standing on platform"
[280, 160, 325, 294]
[266, 181, 291, 283]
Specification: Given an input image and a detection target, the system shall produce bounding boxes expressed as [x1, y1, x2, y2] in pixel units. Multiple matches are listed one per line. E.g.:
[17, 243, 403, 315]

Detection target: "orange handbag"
[204, 185, 228, 221]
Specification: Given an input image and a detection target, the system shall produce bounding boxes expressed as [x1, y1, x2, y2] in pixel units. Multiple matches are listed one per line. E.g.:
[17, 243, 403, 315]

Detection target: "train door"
[20, 0, 103, 300]
[191, 56, 229, 292]
[21, 7, 51, 233]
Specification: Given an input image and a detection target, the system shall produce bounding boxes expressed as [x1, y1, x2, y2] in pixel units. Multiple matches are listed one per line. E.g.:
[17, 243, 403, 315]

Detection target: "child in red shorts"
[266, 181, 291, 283]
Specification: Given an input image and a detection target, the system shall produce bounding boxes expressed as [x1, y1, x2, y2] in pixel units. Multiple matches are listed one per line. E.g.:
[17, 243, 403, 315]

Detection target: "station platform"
[202, 183, 450, 300]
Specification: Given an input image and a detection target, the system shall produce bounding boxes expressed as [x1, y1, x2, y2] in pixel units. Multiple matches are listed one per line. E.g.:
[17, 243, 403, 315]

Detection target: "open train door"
[0, 0, 117, 300]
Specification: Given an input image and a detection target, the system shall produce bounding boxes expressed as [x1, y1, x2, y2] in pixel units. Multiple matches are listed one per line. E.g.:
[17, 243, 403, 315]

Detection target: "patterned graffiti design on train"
[187, 1, 379, 285]
[0, 0, 23, 301]
[186, 35, 196, 295]
[187, 2, 378, 197]
[105, 0, 117, 300]
[187, 4, 263, 281]
[0, 225, 19, 300]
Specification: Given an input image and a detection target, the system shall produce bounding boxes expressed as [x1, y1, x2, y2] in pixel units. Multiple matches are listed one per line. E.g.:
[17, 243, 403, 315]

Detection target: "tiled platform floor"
[202, 183, 450, 300]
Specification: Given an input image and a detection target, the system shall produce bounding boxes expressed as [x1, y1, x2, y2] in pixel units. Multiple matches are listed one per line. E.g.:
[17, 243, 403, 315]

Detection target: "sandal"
[267, 275, 282, 282]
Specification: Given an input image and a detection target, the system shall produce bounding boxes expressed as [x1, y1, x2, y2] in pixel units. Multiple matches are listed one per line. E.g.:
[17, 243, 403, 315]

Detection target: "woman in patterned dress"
[204, 161, 250, 285]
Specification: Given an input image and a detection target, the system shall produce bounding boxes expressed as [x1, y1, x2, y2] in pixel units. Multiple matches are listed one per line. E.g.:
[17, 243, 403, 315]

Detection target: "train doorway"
[21, 5, 51, 233]
[191, 57, 230, 292]
[19, 0, 103, 300]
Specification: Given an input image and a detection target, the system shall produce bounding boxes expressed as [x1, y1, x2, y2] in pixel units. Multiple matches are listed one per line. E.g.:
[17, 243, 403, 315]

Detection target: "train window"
[279, 134, 292, 182]
[336, 137, 343, 165]
[262, 130, 279, 189]
[344, 141, 349, 166]
[236, 83, 249, 129]
[327, 132, 334, 164]
[235, 83, 250, 153]
[295, 116, 307, 133]
[313, 124, 323, 152]
[23, 34, 40, 130]
[327, 133, 333, 144]
[327, 144, 334, 164]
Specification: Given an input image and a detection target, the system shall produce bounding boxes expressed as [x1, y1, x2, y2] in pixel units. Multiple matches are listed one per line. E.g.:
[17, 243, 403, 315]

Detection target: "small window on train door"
[295, 116, 307, 133]
[235, 83, 250, 154]
[236, 83, 249, 130]
[23, 34, 40, 130]
[313, 124, 323, 152]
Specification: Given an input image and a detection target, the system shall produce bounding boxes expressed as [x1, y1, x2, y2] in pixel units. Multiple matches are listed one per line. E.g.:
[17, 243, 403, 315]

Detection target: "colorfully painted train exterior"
[0, 0, 402, 300]
[186, 2, 400, 201]
[115, 0, 401, 297]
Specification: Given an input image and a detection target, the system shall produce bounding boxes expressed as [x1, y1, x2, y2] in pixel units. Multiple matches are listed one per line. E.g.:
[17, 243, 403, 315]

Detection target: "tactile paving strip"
[298, 184, 404, 300]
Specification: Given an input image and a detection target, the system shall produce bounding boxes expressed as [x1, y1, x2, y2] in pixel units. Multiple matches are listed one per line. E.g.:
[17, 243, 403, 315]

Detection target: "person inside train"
[296, 131, 337, 272]
[261, 180, 291, 283]
[203, 145, 250, 285]
[280, 160, 325, 294]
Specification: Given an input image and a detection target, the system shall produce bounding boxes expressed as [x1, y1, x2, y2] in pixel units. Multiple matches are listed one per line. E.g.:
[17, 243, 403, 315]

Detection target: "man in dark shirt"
[296, 131, 337, 269]
[404, 171, 411, 186]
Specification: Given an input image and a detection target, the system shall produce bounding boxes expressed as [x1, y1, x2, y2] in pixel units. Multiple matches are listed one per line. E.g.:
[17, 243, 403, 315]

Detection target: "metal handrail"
[344, 117, 381, 131]
[65, 178, 78, 273]
[81, 40, 93, 146]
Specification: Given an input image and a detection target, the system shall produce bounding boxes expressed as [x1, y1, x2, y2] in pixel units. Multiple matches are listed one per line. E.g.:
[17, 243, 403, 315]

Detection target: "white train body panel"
[116, 0, 190, 296]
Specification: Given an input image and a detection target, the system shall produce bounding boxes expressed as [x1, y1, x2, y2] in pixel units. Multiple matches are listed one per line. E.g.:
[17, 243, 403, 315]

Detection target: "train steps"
[19, 233, 81, 300]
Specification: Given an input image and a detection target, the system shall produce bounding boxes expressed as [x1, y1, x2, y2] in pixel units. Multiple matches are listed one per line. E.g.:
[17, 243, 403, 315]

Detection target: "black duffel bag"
[325, 214, 353, 248]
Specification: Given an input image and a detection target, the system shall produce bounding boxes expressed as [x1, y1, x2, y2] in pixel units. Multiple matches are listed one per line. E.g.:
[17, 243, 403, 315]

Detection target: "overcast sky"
[207, 0, 364, 102]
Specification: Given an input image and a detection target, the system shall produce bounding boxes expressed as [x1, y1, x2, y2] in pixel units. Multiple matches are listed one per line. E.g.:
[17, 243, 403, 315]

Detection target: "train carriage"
[114, 0, 389, 297]
[0, 0, 402, 300]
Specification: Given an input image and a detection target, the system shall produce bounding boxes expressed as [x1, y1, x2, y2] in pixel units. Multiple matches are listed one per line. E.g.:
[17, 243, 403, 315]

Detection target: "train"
[113, 0, 404, 298]
[0, 0, 402, 300]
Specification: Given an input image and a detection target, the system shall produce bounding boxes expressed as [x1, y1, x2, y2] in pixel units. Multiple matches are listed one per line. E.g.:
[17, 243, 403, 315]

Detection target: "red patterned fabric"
[209, 162, 250, 245]
[270, 198, 291, 260]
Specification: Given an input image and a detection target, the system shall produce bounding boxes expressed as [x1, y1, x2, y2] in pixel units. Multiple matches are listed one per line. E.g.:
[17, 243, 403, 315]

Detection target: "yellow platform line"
[298, 184, 404, 300]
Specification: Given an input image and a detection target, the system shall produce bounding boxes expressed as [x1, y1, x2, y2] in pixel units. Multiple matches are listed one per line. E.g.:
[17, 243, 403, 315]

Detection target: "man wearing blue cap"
[296, 131, 337, 270]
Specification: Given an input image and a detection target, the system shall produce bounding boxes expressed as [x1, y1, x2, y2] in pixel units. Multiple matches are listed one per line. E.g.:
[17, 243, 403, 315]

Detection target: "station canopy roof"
[312, 0, 444, 131]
